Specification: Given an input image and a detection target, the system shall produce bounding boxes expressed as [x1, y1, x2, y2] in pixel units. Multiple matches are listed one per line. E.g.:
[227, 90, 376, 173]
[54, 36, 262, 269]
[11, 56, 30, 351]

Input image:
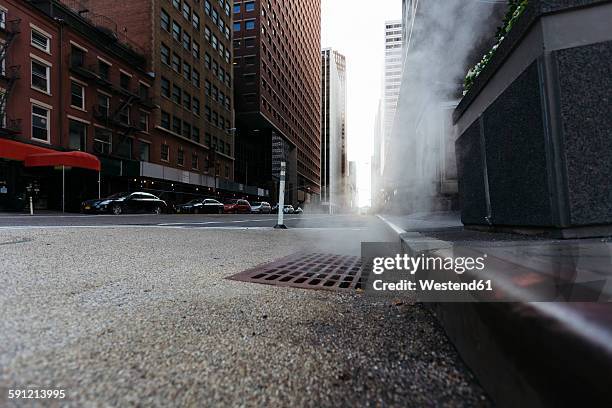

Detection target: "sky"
[321, 0, 402, 207]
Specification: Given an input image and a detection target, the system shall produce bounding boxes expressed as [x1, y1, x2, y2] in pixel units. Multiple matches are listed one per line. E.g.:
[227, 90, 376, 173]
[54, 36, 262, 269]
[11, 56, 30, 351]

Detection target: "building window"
[192, 12, 200, 30]
[225, 164, 229, 178]
[172, 53, 181, 73]
[183, 92, 191, 110]
[139, 83, 150, 99]
[139, 142, 150, 162]
[245, 1, 255, 12]
[233, 22, 240, 32]
[211, 35, 218, 50]
[70, 46, 85, 67]
[161, 111, 171, 129]
[172, 84, 182, 105]
[192, 40, 200, 59]
[193, 97, 200, 116]
[204, 53, 211, 69]
[192, 152, 199, 169]
[182, 31, 191, 50]
[205, 106, 211, 122]
[204, 0, 211, 16]
[93, 128, 112, 155]
[177, 148, 184, 166]
[182, 2, 191, 20]
[31, 105, 50, 142]
[205, 81, 211, 95]
[182, 122, 190, 139]
[205, 133, 211, 147]
[119, 105, 130, 125]
[0, 8, 6, 30]
[161, 8, 170, 31]
[192, 126, 200, 143]
[161, 143, 169, 161]
[115, 137, 132, 158]
[68, 120, 87, 151]
[183, 62, 191, 81]
[172, 116, 182, 134]
[172, 21, 181, 42]
[161, 43, 170, 65]
[97, 93, 110, 117]
[192, 69, 200, 88]
[31, 60, 50, 93]
[172, 0, 180, 10]
[98, 60, 110, 81]
[139, 112, 149, 132]
[161, 77, 170, 98]
[31, 29, 50, 53]
[233, 4, 240, 13]
[245, 20, 255, 30]
[70, 81, 85, 110]
[120, 73, 130, 90]
[204, 26, 211, 42]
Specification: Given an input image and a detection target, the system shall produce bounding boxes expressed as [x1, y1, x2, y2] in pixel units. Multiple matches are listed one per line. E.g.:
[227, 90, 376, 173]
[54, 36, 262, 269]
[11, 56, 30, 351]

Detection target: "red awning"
[25, 151, 101, 171]
[1, 139, 101, 171]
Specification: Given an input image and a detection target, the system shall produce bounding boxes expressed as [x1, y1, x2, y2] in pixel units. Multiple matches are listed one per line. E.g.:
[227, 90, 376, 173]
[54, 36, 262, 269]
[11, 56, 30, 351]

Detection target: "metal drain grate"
[227, 253, 365, 292]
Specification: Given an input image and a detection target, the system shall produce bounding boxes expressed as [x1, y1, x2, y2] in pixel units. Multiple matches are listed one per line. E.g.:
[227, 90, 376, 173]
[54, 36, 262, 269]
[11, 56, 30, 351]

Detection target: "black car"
[81, 192, 167, 215]
[176, 198, 224, 214]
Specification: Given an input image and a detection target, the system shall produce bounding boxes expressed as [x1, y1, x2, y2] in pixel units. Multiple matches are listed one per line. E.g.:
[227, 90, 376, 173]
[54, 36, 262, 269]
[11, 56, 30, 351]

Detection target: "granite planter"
[454, 0, 612, 238]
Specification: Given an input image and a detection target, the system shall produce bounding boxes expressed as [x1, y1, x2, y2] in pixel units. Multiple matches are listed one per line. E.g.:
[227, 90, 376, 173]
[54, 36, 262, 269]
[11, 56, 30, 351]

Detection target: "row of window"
[160, 42, 231, 89]
[160, 142, 231, 177]
[161, 4, 231, 64]
[160, 110, 231, 156]
[233, 1, 256, 14]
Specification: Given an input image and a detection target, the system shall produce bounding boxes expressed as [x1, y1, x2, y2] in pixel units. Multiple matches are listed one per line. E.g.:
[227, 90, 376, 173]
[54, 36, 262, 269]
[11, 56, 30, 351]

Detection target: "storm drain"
[227, 253, 365, 292]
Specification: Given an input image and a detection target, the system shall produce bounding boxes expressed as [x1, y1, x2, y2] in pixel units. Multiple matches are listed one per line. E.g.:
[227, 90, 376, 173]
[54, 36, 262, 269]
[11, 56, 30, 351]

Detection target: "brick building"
[233, 0, 321, 205]
[0, 0, 155, 211]
[79, 0, 250, 198]
[0, 0, 266, 212]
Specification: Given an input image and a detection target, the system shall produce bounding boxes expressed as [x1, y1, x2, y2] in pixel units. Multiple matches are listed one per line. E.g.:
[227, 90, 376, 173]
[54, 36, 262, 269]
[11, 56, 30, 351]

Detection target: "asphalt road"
[0, 214, 490, 407]
[0, 212, 372, 230]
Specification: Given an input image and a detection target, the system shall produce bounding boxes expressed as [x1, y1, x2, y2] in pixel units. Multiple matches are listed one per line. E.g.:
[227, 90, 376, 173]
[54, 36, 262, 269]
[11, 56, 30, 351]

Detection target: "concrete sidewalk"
[0, 221, 490, 407]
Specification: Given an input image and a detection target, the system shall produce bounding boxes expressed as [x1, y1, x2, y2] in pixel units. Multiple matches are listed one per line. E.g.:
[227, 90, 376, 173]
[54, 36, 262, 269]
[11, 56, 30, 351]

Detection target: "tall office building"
[382, 20, 403, 175]
[233, 0, 321, 205]
[73, 0, 236, 188]
[320, 48, 347, 211]
[371, 99, 384, 209]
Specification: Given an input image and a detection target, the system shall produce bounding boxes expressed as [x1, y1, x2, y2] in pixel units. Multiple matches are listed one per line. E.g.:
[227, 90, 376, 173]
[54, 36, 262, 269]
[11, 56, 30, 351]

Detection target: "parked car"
[81, 192, 167, 215]
[283, 205, 295, 214]
[294, 206, 303, 214]
[176, 198, 224, 214]
[251, 201, 272, 214]
[223, 199, 251, 214]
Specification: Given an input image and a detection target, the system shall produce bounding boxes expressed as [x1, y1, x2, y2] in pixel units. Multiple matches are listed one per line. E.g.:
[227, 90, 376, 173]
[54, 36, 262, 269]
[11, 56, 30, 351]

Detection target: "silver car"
[251, 201, 272, 214]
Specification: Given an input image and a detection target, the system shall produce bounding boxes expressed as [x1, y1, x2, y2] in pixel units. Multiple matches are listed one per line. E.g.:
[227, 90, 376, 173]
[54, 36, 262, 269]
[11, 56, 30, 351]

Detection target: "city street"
[0, 214, 489, 406]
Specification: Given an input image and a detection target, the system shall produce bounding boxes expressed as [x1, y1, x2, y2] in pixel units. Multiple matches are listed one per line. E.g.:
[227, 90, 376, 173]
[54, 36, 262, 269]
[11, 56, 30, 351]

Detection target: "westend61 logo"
[365, 251, 494, 297]
[372, 253, 488, 275]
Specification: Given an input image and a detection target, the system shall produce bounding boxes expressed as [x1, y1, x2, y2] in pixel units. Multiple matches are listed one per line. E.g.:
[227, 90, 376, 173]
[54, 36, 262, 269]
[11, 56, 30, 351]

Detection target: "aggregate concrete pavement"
[0, 218, 490, 407]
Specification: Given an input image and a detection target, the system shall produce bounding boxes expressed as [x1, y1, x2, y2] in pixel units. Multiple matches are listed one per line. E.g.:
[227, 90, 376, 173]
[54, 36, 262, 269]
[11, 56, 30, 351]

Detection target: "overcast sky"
[321, 0, 402, 206]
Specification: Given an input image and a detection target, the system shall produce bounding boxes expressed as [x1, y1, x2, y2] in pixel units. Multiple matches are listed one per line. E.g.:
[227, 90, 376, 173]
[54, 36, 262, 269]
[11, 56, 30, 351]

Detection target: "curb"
[375, 214, 612, 408]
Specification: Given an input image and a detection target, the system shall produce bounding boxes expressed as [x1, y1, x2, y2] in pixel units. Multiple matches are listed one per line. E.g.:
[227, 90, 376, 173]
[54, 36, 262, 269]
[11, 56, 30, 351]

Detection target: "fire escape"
[0, 18, 21, 137]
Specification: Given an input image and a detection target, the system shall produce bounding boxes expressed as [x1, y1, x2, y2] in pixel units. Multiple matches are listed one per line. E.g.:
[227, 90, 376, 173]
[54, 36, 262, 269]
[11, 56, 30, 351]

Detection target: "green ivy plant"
[463, 0, 529, 95]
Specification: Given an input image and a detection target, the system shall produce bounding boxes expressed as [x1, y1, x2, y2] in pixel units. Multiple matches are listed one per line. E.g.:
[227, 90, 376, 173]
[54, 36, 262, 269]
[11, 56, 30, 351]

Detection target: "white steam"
[384, 0, 501, 214]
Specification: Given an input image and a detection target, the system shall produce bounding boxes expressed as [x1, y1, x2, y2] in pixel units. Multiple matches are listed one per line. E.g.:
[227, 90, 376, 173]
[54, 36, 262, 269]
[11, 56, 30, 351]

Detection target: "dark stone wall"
[483, 61, 553, 226]
[456, 120, 488, 225]
[555, 41, 612, 225]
